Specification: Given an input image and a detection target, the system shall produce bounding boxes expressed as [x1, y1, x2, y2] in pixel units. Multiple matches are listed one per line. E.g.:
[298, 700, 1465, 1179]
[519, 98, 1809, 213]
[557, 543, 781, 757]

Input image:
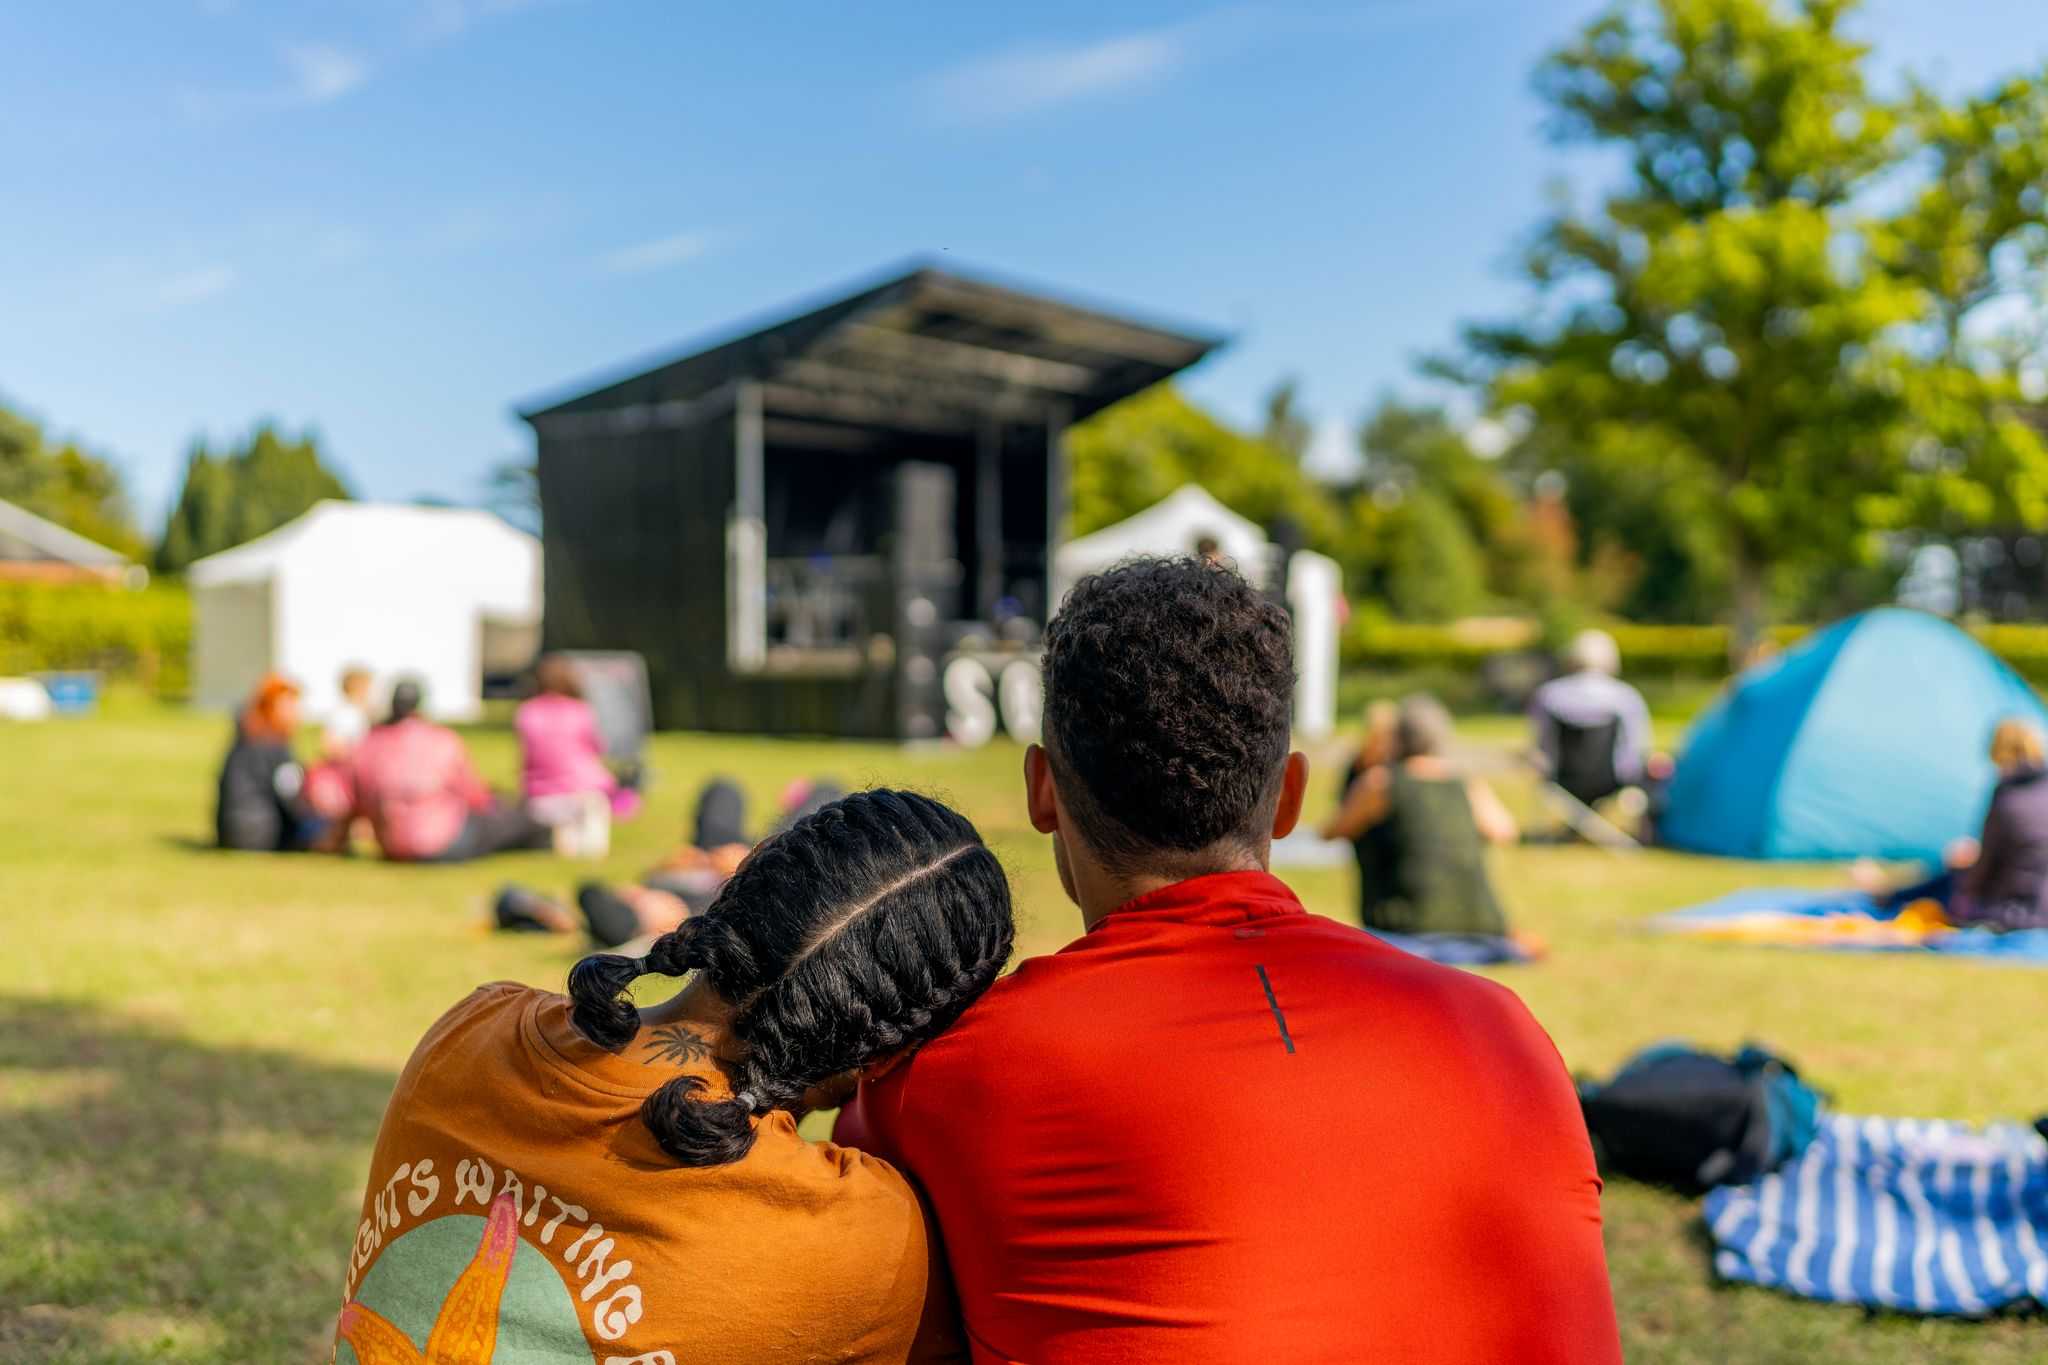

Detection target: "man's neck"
[1075, 850, 1271, 932]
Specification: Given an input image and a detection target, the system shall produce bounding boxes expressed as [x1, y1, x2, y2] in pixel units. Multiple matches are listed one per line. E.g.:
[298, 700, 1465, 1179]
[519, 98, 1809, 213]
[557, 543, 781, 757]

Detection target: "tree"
[0, 400, 144, 558]
[1881, 72, 2048, 363]
[1456, 0, 2048, 650]
[1260, 378, 1314, 464]
[484, 458, 540, 535]
[155, 423, 352, 573]
[1065, 385, 1340, 546]
[1348, 485, 1492, 622]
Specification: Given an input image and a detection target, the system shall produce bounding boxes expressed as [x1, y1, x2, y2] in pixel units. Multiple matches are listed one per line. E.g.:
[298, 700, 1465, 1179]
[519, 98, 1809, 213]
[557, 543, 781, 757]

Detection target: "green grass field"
[1, 695, 2041, 1362]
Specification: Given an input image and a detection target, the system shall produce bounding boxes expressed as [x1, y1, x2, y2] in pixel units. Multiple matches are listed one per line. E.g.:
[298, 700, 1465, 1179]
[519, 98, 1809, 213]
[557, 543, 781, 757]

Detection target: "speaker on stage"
[890, 462, 961, 742]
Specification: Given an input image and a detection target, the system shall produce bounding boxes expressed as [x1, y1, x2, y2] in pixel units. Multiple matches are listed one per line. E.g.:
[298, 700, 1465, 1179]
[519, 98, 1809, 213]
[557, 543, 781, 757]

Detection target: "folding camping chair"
[1527, 713, 1642, 851]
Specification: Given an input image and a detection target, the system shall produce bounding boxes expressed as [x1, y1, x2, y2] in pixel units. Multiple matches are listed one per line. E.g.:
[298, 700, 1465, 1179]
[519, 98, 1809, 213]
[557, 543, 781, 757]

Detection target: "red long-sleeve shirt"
[836, 871, 1620, 1365]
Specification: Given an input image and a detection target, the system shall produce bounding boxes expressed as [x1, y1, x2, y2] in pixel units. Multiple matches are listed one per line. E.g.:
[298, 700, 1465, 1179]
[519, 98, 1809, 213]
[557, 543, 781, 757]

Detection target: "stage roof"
[519, 262, 1223, 438]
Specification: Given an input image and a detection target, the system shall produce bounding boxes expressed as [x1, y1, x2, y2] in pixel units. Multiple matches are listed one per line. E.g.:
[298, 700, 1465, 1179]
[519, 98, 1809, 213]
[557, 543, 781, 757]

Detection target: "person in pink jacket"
[352, 679, 548, 862]
[515, 655, 642, 823]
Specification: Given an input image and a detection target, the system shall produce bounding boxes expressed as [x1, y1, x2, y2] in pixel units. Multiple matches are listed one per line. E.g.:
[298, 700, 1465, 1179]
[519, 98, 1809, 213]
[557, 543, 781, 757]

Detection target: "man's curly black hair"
[1041, 556, 1296, 872]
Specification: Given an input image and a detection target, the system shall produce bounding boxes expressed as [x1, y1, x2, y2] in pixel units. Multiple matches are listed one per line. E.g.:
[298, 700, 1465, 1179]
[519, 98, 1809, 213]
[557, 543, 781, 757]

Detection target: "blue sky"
[3, 0, 2043, 529]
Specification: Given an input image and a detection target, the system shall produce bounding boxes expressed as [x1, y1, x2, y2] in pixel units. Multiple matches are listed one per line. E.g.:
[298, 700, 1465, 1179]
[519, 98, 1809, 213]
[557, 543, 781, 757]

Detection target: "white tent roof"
[1055, 485, 1271, 593]
[189, 501, 538, 618]
[0, 496, 132, 568]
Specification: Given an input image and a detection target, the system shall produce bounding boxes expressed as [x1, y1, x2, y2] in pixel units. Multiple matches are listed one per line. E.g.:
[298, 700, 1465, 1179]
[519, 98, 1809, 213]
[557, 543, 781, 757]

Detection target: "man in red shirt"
[837, 558, 1620, 1363]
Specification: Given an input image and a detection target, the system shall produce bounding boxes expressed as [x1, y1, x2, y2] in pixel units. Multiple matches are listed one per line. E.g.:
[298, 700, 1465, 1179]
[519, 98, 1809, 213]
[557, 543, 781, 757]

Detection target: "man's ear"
[1024, 743, 1060, 835]
[1270, 751, 1309, 840]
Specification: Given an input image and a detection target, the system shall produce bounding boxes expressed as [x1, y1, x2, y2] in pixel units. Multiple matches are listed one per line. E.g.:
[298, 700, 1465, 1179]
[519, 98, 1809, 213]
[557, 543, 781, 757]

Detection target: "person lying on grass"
[335, 787, 1012, 1364]
[493, 775, 847, 947]
[836, 557, 1621, 1364]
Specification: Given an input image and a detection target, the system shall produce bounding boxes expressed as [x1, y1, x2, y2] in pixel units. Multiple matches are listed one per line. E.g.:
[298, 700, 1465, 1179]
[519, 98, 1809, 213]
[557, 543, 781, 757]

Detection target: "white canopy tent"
[1054, 485, 1271, 598]
[1053, 485, 1343, 738]
[189, 501, 541, 722]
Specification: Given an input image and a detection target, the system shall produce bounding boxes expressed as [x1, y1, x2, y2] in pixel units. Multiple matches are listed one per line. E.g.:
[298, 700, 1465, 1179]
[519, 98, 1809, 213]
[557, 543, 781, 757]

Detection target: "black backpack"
[1578, 1043, 1822, 1194]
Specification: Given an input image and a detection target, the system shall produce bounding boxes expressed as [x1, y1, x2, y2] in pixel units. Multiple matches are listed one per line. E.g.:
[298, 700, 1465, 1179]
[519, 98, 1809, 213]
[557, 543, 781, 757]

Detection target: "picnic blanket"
[1365, 930, 1532, 967]
[1653, 888, 2048, 963]
[1706, 1113, 2048, 1315]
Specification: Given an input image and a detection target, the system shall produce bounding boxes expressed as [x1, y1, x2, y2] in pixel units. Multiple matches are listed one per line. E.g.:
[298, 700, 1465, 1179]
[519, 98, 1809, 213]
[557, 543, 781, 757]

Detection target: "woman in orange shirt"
[334, 789, 1012, 1365]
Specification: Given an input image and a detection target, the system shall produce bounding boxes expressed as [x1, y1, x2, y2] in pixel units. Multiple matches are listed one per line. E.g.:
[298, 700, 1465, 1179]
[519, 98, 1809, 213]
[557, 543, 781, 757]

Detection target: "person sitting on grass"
[1322, 698, 1400, 915]
[516, 653, 643, 831]
[835, 557, 1619, 1364]
[349, 678, 549, 863]
[1322, 692, 1521, 939]
[321, 665, 375, 760]
[1856, 716, 2048, 932]
[496, 775, 847, 946]
[334, 788, 1012, 1365]
[215, 672, 330, 852]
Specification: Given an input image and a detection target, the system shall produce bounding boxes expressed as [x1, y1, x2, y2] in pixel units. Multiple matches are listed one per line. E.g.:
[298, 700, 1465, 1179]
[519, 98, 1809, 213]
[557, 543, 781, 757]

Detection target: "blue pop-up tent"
[1660, 609, 2048, 862]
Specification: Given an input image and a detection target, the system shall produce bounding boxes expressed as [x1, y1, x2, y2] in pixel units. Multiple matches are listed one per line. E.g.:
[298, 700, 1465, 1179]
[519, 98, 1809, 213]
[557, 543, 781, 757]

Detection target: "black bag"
[1578, 1043, 1821, 1194]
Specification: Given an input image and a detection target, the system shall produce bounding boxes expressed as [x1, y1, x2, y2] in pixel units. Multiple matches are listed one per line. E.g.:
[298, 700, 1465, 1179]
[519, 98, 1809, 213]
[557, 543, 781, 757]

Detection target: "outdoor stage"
[521, 262, 1220, 741]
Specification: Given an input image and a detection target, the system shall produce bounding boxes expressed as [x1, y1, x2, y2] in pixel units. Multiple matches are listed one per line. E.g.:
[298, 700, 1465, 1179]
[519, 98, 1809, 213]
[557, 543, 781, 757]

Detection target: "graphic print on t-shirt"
[338, 1152, 669, 1365]
[336, 1193, 592, 1364]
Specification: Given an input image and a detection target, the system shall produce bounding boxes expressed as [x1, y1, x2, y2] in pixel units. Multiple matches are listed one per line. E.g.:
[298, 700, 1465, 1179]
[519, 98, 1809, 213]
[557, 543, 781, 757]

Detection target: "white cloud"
[597, 231, 717, 276]
[413, 0, 567, 43]
[153, 265, 237, 308]
[177, 42, 372, 121]
[282, 43, 370, 104]
[924, 25, 1195, 122]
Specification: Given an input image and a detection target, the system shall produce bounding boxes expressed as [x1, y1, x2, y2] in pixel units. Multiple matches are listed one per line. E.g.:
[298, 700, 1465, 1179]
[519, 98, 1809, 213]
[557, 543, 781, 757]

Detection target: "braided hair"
[566, 787, 1014, 1167]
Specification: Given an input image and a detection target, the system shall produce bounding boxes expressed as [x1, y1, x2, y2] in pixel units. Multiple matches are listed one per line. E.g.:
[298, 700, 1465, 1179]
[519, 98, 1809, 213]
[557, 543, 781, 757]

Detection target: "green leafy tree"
[155, 423, 351, 573]
[1349, 485, 1492, 622]
[1457, 0, 2048, 650]
[1260, 378, 1314, 464]
[1065, 385, 1340, 547]
[0, 401, 144, 558]
[1881, 70, 2048, 361]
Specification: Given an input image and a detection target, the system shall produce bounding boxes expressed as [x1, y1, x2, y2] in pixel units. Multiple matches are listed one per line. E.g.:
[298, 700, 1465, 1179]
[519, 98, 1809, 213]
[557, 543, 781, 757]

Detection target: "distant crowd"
[215, 654, 637, 864]
[1318, 627, 2048, 940]
[213, 654, 853, 949]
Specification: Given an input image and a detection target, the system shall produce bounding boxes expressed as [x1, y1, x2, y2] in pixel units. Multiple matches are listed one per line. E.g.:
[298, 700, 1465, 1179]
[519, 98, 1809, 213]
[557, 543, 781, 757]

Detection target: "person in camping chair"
[1528, 629, 1670, 833]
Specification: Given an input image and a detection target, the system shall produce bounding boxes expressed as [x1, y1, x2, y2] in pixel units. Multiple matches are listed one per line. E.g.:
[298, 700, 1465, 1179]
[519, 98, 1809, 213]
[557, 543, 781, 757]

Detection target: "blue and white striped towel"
[1705, 1113, 2048, 1315]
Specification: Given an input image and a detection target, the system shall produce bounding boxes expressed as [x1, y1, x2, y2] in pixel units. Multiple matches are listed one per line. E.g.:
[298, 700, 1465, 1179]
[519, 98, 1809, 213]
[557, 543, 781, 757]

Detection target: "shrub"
[0, 582, 192, 696]
[1341, 615, 2048, 688]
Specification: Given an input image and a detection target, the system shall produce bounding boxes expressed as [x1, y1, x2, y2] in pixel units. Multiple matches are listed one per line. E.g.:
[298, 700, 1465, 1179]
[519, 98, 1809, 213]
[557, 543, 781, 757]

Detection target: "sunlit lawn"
[1, 693, 2041, 1362]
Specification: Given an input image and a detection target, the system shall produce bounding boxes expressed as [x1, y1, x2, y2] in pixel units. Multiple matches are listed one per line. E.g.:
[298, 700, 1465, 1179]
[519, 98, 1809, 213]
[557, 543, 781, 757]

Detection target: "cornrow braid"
[566, 787, 1014, 1168]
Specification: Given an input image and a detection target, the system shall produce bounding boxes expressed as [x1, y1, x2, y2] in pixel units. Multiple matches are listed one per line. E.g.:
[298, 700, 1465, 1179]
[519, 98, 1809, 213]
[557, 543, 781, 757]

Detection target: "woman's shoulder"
[405, 982, 541, 1069]
[762, 1113, 922, 1201]
[746, 1118, 934, 1264]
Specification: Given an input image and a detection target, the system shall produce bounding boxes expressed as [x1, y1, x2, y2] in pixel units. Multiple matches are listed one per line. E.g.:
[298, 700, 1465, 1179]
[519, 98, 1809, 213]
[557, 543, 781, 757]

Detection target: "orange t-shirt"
[334, 983, 954, 1365]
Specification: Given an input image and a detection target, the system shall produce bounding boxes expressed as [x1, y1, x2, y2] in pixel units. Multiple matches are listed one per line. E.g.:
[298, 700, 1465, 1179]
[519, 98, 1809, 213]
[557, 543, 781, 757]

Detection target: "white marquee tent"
[189, 501, 541, 721]
[1054, 485, 1344, 737]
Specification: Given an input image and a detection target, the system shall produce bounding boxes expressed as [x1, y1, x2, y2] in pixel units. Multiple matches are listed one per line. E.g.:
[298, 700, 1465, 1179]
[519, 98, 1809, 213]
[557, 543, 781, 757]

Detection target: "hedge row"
[0, 582, 192, 696]
[1342, 618, 2048, 685]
